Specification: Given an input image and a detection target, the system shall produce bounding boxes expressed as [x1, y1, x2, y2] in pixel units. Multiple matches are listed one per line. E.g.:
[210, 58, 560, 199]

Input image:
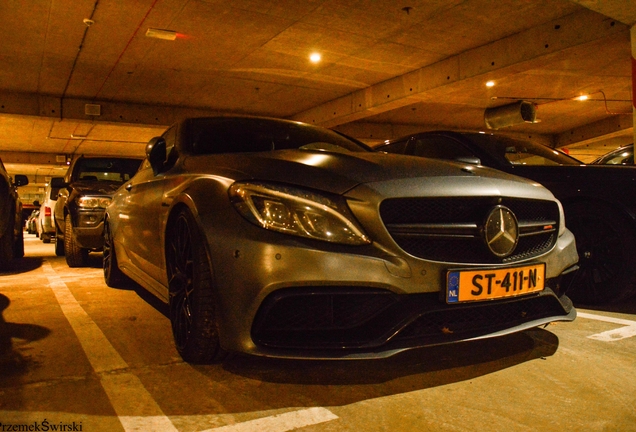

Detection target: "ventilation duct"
[484, 101, 536, 129]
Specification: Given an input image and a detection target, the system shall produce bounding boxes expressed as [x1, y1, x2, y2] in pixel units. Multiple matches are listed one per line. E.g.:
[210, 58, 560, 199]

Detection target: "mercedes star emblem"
[484, 206, 519, 257]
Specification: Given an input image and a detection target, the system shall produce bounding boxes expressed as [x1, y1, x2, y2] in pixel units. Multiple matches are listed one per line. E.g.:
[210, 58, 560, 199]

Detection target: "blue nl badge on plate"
[447, 271, 459, 303]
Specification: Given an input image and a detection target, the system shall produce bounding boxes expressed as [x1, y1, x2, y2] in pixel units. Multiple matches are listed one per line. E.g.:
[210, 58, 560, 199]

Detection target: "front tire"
[166, 208, 227, 364]
[103, 219, 129, 288]
[565, 202, 636, 304]
[64, 214, 87, 267]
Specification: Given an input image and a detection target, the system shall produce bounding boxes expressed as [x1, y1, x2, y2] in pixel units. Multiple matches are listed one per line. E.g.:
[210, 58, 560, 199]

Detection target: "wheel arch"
[164, 181, 228, 282]
[164, 196, 219, 287]
[163, 196, 229, 361]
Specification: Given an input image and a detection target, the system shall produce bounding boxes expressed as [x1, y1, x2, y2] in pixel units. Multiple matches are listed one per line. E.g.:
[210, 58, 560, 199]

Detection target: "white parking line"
[202, 407, 339, 432]
[42, 261, 339, 432]
[42, 261, 178, 432]
[577, 311, 636, 341]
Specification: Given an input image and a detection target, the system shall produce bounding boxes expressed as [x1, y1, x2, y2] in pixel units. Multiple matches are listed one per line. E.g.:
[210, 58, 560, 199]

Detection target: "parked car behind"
[52, 156, 143, 267]
[38, 178, 63, 243]
[104, 116, 578, 363]
[0, 158, 28, 270]
[591, 144, 633, 165]
[376, 131, 636, 304]
[26, 210, 39, 234]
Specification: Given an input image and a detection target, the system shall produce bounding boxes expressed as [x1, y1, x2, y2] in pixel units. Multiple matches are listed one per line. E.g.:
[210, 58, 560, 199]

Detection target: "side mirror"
[146, 137, 167, 176]
[50, 177, 67, 188]
[13, 174, 28, 187]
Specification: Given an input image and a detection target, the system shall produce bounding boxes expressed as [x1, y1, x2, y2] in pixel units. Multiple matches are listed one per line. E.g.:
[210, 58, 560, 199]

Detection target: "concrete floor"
[0, 235, 635, 432]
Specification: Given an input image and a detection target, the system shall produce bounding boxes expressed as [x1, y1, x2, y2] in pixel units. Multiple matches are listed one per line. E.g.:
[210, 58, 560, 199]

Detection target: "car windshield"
[74, 158, 142, 183]
[187, 117, 370, 155]
[467, 133, 582, 166]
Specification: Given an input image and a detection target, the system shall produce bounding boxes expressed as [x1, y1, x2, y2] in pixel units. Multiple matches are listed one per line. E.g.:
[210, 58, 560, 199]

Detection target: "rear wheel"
[64, 214, 87, 267]
[166, 208, 227, 364]
[565, 202, 636, 304]
[103, 219, 129, 287]
[42, 233, 51, 244]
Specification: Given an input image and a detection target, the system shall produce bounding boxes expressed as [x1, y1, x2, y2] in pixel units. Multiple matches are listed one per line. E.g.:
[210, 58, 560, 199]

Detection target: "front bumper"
[73, 210, 106, 249]
[251, 287, 575, 359]
[206, 213, 578, 359]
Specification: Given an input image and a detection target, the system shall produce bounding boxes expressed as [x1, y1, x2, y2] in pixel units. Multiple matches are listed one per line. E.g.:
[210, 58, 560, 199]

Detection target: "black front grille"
[380, 197, 559, 264]
[251, 286, 571, 350]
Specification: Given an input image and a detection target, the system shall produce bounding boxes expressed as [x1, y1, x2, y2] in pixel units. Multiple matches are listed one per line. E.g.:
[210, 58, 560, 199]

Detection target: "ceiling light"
[309, 52, 322, 63]
[577, 95, 589, 101]
[145, 28, 177, 41]
[486, 81, 495, 87]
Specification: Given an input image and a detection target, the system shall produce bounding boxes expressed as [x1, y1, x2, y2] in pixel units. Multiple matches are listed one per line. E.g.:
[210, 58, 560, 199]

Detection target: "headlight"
[78, 196, 111, 209]
[229, 182, 370, 245]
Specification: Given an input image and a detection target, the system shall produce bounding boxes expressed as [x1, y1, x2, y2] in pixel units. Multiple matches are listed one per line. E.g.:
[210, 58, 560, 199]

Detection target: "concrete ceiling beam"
[569, 0, 636, 26]
[291, 9, 628, 129]
[0, 151, 70, 166]
[0, 91, 223, 127]
[555, 114, 633, 148]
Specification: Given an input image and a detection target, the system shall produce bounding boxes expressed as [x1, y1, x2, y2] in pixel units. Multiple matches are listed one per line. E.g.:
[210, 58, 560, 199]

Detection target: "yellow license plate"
[446, 263, 545, 303]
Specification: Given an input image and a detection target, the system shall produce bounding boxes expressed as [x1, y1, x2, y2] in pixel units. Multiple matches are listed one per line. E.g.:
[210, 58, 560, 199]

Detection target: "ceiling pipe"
[484, 101, 537, 130]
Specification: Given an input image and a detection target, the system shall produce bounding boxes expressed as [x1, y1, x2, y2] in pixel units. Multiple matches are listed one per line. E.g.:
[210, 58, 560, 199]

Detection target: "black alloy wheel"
[103, 219, 129, 288]
[564, 202, 636, 304]
[166, 208, 227, 364]
[64, 213, 88, 267]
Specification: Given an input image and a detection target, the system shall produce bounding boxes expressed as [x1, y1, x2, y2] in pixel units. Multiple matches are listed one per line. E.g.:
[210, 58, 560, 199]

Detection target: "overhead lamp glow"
[577, 95, 589, 101]
[486, 81, 495, 87]
[145, 28, 177, 41]
[309, 52, 322, 63]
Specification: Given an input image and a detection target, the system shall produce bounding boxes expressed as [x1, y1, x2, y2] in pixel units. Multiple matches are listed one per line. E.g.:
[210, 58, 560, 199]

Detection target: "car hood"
[183, 149, 536, 195]
[70, 181, 123, 196]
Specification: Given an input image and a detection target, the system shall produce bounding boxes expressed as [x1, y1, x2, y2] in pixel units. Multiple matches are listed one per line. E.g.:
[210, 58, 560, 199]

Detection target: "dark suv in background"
[52, 156, 142, 267]
[0, 158, 28, 270]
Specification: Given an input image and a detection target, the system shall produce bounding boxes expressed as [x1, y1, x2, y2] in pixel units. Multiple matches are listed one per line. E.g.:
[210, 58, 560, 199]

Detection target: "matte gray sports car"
[104, 116, 579, 363]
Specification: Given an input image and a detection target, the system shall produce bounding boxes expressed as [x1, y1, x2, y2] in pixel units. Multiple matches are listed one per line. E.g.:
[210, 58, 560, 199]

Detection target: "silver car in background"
[38, 178, 63, 243]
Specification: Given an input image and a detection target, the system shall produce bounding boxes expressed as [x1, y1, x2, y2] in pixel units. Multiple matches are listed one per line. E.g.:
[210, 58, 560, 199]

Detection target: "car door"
[117, 126, 178, 285]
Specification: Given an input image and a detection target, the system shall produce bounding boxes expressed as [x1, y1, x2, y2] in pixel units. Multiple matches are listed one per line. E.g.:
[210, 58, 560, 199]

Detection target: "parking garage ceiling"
[1, 0, 635, 195]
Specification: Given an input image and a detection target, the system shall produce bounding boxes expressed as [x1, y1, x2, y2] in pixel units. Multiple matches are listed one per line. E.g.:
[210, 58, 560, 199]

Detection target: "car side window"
[380, 139, 410, 154]
[503, 145, 562, 166]
[412, 137, 476, 161]
[602, 151, 633, 165]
